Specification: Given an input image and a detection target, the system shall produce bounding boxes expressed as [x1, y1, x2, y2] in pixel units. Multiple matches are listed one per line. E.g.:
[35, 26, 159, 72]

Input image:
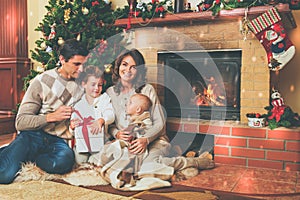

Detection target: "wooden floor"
[0, 114, 16, 135]
[0, 132, 16, 147]
[1, 132, 299, 198]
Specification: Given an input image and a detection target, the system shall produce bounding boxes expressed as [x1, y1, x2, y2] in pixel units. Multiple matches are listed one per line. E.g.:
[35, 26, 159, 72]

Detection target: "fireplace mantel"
[114, 3, 296, 29]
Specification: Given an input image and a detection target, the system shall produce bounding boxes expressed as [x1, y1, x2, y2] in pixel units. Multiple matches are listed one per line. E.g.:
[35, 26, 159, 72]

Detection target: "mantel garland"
[112, 0, 300, 22]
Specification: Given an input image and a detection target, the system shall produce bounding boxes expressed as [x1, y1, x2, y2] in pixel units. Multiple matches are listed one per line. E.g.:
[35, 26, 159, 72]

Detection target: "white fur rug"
[14, 162, 109, 186]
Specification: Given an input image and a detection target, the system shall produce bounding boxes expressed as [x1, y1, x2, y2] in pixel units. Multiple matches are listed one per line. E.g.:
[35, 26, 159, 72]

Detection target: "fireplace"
[159, 49, 241, 120]
[113, 5, 300, 170]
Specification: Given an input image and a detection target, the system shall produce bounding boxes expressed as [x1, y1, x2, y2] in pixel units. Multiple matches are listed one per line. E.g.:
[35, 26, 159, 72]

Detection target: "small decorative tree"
[25, 0, 125, 91]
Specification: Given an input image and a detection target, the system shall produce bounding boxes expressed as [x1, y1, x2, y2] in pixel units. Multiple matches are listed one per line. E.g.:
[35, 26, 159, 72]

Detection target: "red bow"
[268, 106, 286, 122]
[92, 1, 99, 6]
[73, 110, 94, 152]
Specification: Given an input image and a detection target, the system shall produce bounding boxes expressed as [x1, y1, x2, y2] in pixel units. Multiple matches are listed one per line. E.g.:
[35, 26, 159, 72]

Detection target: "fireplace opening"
[168, 131, 214, 157]
[158, 49, 241, 120]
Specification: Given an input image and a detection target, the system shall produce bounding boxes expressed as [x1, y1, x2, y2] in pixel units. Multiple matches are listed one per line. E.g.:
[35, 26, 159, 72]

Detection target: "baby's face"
[83, 76, 103, 98]
[126, 96, 140, 116]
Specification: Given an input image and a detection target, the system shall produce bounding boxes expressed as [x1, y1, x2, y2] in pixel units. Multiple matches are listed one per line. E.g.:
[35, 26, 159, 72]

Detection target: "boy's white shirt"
[71, 92, 115, 152]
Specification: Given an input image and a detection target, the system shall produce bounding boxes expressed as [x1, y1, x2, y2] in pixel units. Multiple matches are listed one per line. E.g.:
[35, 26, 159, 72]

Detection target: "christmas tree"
[25, 0, 125, 92]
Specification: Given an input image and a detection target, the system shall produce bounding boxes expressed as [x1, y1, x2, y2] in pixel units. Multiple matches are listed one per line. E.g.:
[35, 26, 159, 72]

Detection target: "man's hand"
[46, 105, 73, 122]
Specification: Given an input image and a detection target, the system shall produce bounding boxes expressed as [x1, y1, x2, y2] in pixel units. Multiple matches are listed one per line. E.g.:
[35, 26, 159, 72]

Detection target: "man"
[0, 39, 89, 184]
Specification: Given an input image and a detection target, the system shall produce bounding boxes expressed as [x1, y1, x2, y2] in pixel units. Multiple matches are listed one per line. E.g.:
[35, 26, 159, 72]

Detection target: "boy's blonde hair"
[79, 65, 104, 83]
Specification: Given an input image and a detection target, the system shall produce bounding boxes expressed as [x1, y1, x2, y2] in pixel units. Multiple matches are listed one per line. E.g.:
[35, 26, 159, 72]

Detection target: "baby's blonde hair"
[131, 93, 152, 112]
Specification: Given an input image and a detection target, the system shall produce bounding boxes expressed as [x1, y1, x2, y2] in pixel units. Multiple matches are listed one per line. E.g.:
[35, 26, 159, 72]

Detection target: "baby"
[120, 93, 153, 185]
[124, 93, 153, 140]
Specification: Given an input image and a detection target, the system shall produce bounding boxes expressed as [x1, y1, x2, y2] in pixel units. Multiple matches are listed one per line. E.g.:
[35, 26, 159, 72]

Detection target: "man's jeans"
[0, 130, 75, 184]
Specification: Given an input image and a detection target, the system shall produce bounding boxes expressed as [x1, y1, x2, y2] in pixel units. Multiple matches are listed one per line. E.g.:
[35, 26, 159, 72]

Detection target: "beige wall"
[27, 0, 48, 69]
[272, 10, 300, 113]
[27, 1, 300, 113]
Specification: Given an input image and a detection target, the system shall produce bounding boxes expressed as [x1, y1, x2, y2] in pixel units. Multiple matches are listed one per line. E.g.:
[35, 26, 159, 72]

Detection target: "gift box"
[75, 126, 104, 153]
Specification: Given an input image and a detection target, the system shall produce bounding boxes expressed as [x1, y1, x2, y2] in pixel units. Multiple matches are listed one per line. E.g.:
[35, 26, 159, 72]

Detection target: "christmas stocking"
[248, 7, 295, 71]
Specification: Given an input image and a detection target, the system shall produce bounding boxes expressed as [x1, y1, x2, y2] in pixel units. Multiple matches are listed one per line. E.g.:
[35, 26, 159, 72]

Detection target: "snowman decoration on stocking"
[248, 7, 295, 71]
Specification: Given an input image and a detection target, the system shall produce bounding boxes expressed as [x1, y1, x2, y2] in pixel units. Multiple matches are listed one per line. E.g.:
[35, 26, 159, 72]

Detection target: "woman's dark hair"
[112, 48, 147, 95]
[58, 39, 89, 62]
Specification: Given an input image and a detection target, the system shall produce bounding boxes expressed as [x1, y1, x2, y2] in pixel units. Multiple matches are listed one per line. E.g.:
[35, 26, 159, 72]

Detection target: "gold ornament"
[40, 41, 47, 50]
[76, 34, 81, 41]
[104, 64, 112, 73]
[82, 7, 89, 15]
[64, 8, 71, 23]
[58, 37, 65, 45]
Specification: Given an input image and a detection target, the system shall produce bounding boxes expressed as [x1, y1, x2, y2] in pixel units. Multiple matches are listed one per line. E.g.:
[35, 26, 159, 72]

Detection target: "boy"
[70, 65, 115, 164]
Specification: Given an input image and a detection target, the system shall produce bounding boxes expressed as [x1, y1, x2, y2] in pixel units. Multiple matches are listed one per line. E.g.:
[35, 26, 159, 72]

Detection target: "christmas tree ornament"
[48, 23, 56, 40]
[248, 7, 295, 71]
[45, 46, 53, 53]
[36, 65, 45, 73]
[289, 0, 300, 9]
[40, 41, 47, 50]
[82, 7, 89, 15]
[76, 34, 81, 41]
[64, 8, 71, 23]
[58, 37, 65, 45]
[104, 64, 112, 73]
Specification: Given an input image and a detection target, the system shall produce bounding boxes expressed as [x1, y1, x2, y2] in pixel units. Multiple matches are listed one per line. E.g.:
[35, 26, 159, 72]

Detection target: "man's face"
[60, 55, 87, 79]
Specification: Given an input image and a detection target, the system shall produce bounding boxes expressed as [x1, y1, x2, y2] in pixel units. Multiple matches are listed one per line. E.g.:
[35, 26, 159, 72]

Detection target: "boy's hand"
[70, 118, 81, 130]
[90, 118, 104, 135]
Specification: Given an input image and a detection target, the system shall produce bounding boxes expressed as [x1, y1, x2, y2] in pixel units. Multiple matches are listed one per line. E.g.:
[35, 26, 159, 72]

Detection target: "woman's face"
[119, 55, 138, 83]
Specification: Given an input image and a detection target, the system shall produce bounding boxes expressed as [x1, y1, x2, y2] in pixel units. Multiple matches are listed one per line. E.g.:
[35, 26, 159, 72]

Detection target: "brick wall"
[167, 118, 300, 171]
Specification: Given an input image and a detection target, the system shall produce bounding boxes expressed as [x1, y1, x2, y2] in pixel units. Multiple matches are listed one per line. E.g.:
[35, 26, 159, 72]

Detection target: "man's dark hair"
[58, 39, 89, 62]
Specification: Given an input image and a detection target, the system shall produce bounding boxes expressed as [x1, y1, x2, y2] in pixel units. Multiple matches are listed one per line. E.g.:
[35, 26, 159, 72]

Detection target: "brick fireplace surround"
[115, 4, 300, 171]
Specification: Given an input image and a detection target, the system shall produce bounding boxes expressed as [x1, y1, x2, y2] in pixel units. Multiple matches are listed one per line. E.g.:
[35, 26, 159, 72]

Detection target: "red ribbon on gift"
[73, 109, 94, 152]
[268, 106, 286, 122]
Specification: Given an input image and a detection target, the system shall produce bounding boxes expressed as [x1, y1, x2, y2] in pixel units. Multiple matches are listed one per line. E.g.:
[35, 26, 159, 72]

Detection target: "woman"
[106, 48, 214, 175]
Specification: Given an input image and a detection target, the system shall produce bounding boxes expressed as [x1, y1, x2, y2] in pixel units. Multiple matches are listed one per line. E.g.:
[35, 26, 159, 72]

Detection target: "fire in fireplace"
[158, 49, 242, 120]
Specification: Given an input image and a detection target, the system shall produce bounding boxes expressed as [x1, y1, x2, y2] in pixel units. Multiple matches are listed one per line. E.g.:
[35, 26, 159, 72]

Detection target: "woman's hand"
[129, 137, 148, 154]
